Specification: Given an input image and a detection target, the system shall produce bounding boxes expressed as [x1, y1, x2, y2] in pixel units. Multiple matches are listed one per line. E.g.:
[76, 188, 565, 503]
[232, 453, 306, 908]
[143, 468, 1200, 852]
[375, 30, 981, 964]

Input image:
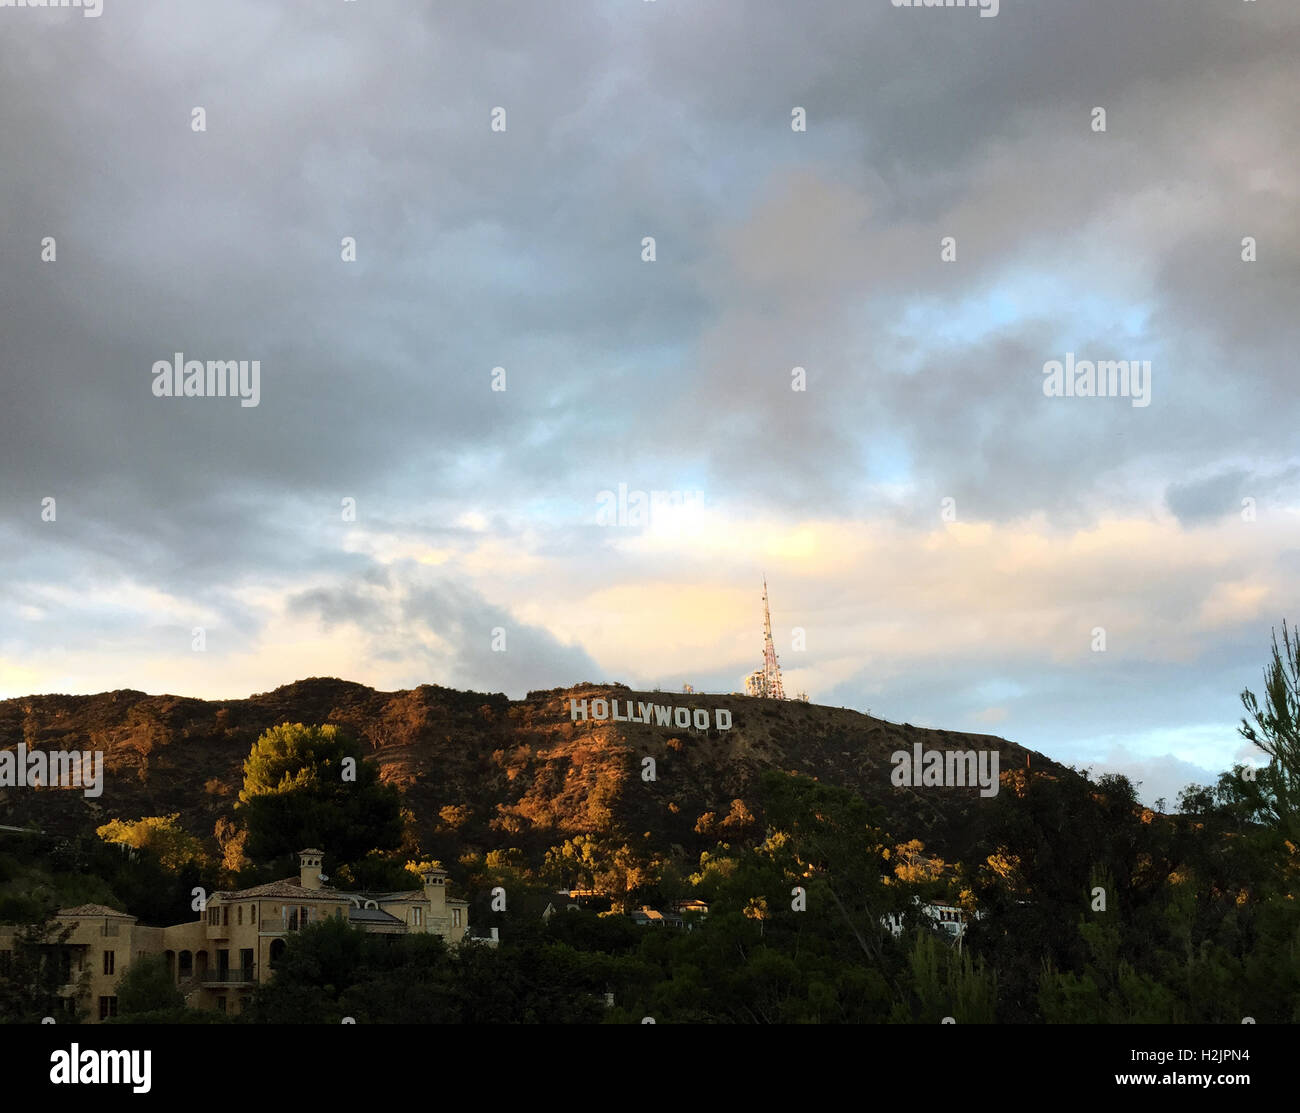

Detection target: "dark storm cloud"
[2, 0, 1296, 552]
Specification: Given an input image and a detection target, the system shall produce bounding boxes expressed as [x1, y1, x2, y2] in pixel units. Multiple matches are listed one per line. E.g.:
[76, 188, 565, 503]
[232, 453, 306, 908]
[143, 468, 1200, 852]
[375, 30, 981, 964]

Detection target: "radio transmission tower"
[745, 576, 786, 699]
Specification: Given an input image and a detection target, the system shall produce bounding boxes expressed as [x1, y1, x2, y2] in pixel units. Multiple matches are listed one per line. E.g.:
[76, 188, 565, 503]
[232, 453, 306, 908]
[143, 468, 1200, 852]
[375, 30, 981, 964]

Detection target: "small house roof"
[348, 907, 405, 925]
[58, 904, 135, 919]
[215, 878, 350, 902]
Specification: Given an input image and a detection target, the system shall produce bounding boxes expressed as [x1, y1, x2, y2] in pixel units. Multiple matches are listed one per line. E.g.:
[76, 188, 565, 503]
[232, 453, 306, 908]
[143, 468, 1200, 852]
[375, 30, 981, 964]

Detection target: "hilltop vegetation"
[0, 679, 1056, 888]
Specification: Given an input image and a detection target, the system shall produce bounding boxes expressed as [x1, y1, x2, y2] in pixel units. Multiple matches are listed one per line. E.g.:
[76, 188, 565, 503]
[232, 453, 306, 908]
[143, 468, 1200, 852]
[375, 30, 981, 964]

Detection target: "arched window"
[237, 906, 243, 926]
[178, 950, 193, 977]
[250, 904, 257, 924]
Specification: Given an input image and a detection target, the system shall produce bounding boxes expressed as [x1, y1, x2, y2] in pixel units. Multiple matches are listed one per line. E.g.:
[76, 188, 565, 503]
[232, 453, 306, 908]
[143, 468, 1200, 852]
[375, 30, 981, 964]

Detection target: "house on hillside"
[881, 896, 981, 943]
[0, 848, 470, 1023]
[630, 906, 685, 929]
[539, 889, 610, 921]
[540, 891, 581, 922]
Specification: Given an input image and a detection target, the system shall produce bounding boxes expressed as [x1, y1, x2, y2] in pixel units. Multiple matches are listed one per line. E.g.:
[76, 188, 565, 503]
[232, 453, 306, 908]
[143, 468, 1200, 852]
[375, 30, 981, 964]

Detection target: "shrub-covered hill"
[0, 677, 1074, 863]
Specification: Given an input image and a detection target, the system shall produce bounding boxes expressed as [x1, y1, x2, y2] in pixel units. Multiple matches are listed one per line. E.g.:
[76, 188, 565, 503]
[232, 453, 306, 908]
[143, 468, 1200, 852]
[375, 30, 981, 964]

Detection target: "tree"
[891, 929, 997, 1024]
[245, 916, 364, 1023]
[115, 954, 183, 1016]
[214, 816, 249, 875]
[235, 723, 404, 867]
[1240, 620, 1300, 842]
[965, 768, 1164, 1022]
[540, 836, 655, 912]
[0, 912, 90, 1024]
[96, 815, 208, 874]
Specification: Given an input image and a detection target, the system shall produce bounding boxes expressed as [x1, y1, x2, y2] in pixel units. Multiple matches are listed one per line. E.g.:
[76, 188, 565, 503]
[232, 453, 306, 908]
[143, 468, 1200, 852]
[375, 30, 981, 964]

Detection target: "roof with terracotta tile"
[214, 878, 351, 901]
[58, 904, 135, 919]
[214, 875, 459, 905]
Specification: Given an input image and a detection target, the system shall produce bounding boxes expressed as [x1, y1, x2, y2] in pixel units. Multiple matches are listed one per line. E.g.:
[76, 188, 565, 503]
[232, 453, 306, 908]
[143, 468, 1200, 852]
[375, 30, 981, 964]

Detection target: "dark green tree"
[1240, 620, 1300, 843]
[236, 723, 404, 867]
[0, 912, 90, 1023]
[114, 953, 184, 1016]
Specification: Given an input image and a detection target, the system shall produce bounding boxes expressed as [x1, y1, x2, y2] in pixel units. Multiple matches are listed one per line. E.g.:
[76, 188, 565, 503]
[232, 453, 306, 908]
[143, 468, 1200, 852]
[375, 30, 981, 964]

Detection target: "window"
[413, 907, 423, 927]
[222, 905, 229, 926]
[98, 996, 117, 1020]
[237, 906, 243, 926]
[453, 908, 461, 927]
[250, 905, 257, 925]
[216, 997, 227, 1014]
[103, 950, 115, 976]
[47, 949, 73, 985]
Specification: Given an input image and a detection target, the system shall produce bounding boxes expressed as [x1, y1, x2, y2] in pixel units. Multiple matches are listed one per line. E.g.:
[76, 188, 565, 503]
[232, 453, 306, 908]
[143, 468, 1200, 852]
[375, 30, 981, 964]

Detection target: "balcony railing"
[201, 967, 256, 987]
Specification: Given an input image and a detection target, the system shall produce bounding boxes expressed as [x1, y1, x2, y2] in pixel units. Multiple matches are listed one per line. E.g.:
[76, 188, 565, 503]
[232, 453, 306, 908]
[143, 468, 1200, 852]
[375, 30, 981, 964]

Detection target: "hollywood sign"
[570, 698, 732, 731]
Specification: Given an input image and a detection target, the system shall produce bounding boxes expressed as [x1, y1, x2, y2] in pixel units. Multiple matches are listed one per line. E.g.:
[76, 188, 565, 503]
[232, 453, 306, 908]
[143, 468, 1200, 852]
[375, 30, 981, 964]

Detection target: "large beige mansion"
[0, 849, 470, 1021]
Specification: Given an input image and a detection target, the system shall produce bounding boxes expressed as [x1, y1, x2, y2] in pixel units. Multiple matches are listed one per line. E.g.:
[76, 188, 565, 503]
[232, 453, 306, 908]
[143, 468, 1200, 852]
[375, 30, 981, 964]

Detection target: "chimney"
[298, 848, 324, 890]
[421, 866, 448, 913]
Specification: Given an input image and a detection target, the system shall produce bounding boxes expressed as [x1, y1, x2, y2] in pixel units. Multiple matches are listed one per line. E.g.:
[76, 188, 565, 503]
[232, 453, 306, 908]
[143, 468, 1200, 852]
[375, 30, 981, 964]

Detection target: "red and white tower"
[745, 577, 786, 699]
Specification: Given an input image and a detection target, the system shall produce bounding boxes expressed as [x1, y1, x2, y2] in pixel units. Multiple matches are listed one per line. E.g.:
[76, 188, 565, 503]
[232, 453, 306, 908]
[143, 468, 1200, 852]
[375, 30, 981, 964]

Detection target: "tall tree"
[0, 912, 90, 1024]
[1239, 620, 1300, 842]
[236, 723, 404, 867]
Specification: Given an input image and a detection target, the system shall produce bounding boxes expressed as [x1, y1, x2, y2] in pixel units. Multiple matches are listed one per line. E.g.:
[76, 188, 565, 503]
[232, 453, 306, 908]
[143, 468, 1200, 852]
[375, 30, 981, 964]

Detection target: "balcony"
[202, 967, 257, 988]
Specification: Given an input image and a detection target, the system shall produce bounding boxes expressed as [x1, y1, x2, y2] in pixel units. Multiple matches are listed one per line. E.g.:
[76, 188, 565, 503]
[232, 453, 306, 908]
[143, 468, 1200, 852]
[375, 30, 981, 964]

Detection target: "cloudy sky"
[2, 0, 1297, 806]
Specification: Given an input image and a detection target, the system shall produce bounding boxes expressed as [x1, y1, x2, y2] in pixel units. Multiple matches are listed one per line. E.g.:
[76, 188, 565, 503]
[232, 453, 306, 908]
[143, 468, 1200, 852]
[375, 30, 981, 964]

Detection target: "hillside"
[0, 678, 1074, 863]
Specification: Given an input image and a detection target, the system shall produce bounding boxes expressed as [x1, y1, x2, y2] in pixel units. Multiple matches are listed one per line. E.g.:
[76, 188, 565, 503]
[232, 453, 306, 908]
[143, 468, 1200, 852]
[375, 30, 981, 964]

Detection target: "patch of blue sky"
[884, 270, 1156, 365]
[1060, 722, 1251, 769]
[971, 678, 1026, 704]
[858, 432, 913, 488]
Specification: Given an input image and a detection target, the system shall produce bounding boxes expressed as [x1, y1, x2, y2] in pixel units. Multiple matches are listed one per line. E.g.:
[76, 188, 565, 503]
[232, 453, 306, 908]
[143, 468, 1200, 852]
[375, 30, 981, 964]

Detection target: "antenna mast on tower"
[746, 576, 786, 699]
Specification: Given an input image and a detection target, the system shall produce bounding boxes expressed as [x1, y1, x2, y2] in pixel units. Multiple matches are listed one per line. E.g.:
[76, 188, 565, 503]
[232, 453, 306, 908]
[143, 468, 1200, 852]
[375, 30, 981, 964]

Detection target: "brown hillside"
[0, 679, 1073, 861]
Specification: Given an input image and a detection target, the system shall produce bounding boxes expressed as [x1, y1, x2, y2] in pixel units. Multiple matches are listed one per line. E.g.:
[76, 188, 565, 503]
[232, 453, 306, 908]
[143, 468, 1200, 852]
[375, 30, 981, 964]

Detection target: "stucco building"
[0, 848, 469, 1021]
